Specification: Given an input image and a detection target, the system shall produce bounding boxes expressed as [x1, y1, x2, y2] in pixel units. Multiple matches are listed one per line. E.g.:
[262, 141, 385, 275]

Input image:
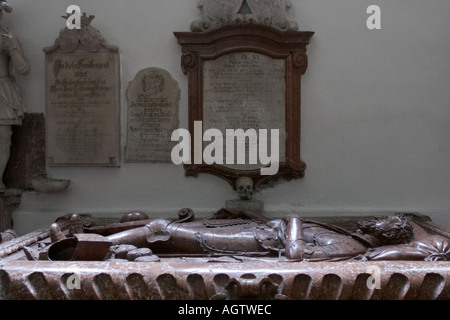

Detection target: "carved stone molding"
[1, 259, 449, 300]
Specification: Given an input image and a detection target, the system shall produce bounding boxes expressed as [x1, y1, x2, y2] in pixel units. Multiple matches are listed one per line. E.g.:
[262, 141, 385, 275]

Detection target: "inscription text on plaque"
[203, 52, 286, 171]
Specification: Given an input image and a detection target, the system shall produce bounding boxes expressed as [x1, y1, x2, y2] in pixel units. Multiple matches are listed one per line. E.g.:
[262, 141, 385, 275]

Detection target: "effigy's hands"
[285, 239, 314, 260]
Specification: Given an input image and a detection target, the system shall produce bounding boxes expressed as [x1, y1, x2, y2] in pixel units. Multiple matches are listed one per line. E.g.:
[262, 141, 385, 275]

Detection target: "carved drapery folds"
[191, 0, 298, 32]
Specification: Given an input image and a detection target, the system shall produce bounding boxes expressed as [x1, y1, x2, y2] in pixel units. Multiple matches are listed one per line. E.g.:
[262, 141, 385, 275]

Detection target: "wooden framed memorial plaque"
[175, 25, 313, 188]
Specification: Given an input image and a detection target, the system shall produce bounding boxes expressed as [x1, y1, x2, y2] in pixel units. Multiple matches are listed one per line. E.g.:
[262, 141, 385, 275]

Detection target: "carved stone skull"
[236, 176, 253, 200]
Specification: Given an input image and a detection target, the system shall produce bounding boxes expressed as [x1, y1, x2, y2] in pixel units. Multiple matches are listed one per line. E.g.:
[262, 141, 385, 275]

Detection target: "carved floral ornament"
[190, 0, 298, 32]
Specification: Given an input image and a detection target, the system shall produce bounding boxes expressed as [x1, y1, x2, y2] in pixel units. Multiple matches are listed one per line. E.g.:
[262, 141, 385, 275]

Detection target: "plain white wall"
[4, 0, 450, 234]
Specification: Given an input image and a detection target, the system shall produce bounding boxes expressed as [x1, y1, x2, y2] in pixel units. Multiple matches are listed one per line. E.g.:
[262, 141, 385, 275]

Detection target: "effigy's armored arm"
[284, 215, 368, 260]
[284, 214, 314, 259]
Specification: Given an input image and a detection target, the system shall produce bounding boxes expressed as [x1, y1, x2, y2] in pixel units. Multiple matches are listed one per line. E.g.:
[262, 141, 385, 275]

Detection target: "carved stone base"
[1, 213, 449, 300]
[3, 113, 70, 194]
[225, 199, 264, 213]
[0, 189, 22, 232]
[1, 259, 449, 300]
[4, 113, 47, 190]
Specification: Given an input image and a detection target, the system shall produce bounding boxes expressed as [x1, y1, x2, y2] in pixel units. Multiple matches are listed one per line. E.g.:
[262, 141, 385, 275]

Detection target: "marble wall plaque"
[44, 15, 120, 167]
[126, 68, 180, 162]
[203, 52, 286, 170]
[45, 51, 120, 166]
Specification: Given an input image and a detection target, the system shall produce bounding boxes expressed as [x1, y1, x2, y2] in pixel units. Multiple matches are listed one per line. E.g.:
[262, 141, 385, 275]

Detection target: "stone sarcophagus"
[1, 1, 449, 303]
[1, 211, 449, 300]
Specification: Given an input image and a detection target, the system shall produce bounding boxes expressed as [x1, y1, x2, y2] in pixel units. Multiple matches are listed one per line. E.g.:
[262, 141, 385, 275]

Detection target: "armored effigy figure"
[49, 208, 450, 262]
[0, 1, 29, 192]
[104, 209, 449, 261]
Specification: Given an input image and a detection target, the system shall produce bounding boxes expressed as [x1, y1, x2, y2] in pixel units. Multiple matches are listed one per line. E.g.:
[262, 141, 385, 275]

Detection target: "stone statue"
[0, 1, 29, 192]
[48, 209, 450, 262]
